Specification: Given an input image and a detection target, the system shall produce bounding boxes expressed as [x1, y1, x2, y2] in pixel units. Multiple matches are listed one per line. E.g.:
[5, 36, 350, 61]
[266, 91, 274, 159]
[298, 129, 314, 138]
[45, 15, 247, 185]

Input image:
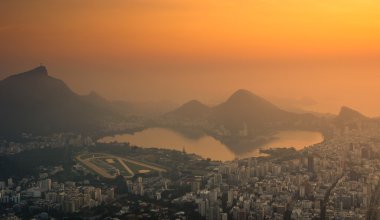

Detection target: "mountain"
[211, 89, 297, 130]
[165, 100, 210, 119]
[167, 89, 320, 135]
[335, 106, 369, 125]
[337, 106, 367, 119]
[0, 66, 123, 137]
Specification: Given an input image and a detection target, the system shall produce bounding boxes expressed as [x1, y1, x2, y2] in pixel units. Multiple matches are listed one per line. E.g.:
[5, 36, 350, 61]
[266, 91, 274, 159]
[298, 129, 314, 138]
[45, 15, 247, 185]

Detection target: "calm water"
[99, 128, 324, 161]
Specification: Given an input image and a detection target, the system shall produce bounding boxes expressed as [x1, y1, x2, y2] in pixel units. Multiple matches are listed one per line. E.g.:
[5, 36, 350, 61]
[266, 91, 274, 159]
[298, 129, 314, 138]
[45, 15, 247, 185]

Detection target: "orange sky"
[1, 0, 380, 116]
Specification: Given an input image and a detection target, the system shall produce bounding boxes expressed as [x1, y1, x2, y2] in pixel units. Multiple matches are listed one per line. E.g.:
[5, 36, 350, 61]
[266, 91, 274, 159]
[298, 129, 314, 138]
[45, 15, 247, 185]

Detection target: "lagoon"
[99, 128, 324, 161]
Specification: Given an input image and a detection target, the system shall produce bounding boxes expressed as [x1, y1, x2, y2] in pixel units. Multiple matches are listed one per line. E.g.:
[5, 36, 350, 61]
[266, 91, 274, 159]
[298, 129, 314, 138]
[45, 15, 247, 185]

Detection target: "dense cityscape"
[1, 116, 380, 220]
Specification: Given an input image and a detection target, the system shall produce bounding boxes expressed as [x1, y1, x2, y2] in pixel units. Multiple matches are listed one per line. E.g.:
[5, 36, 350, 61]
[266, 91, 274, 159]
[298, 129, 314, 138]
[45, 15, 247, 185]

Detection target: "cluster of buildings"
[125, 176, 171, 200]
[41, 181, 114, 213]
[0, 133, 94, 155]
[2, 117, 380, 219]
[0, 169, 118, 220]
[170, 128, 380, 220]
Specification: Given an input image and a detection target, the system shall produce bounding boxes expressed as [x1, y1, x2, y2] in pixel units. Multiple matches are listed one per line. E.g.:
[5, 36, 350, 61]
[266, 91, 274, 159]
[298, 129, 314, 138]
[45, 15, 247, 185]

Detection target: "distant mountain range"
[0, 66, 374, 139]
[166, 89, 373, 136]
[166, 90, 319, 133]
[0, 66, 124, 137]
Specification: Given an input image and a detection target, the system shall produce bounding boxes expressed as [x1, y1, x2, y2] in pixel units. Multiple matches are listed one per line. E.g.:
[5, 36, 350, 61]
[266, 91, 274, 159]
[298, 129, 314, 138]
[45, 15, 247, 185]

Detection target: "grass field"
[108, 159, 133, 176]
[76, 153, 167, 179]
[122, 159, 152, 174]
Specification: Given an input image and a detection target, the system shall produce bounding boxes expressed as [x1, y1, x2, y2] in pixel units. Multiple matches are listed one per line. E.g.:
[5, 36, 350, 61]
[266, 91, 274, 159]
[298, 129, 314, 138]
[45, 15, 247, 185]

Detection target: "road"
[117, 158, 135, 176]
[320, 173, 345, 220]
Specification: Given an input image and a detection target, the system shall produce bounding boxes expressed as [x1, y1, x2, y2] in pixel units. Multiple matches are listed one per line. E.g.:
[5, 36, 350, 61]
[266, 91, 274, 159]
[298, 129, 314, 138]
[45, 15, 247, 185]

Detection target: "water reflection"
[99, 127, 324, 161]
[239, 130, 324, 158]
[100, 127, 235, 161]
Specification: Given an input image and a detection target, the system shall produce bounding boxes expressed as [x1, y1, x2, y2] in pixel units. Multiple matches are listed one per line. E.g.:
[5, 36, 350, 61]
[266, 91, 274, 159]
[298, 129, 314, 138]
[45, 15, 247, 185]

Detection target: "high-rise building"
[227, 189, 234, 207]
[7, 178, 13, 188]
[38, 179, 51, 192]
[198, 199, 208, 217]
[0, 181, 5, 189]
[308, 154, 314, 172]
[209, 189, 218, 203]
[208, 203, 220, 220]
[221, 213, 228, 220]
[191, 180, 201, 193]
[214, 174, 223, 186]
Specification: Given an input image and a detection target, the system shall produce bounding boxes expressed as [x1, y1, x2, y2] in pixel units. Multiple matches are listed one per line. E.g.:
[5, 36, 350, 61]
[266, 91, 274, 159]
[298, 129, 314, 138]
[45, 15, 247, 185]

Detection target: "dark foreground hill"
[0, 66, 123, 137]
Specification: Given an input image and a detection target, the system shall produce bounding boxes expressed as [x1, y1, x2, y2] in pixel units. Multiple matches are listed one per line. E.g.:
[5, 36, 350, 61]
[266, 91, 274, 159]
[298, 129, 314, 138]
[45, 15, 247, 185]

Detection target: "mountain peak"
[6, 65, 48, 81]
[226, 89, 273, 107]
[176, 99, 209, 112]
[339, 106, 363, 115]
[166, 99, 210, 119]
[183, 99, 206, 107]
[230, 89, 254, 99]
[337, 106, 367, 120]
[211, 89, 301, 132]
[0, 66, 122, 137]
[20, 65, 48, 77]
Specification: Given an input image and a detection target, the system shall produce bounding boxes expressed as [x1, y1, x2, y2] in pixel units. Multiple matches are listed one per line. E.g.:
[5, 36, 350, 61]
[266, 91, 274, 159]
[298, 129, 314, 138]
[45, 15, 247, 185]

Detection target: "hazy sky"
[1, 0, 380, 116]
